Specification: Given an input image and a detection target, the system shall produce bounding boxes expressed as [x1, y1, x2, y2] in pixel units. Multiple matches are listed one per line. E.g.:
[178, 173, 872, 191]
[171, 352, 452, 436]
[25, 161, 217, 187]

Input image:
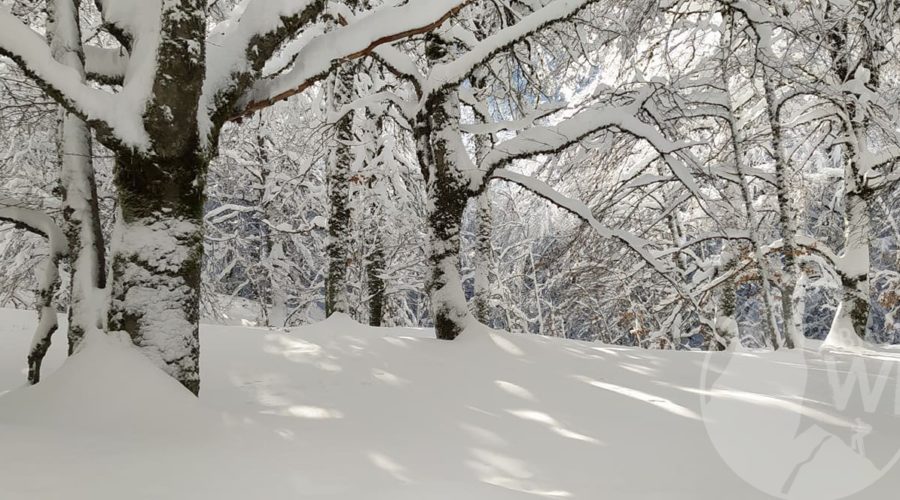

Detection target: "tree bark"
[325, 65, 355, 317]
[366, 232, 386, 326]
[107, 149, 206, 395]
[761, 71, 799, 349]
[47, 0, 107, 354]
[718, 8, 780, 349]
[413, 35, 472, 340]
[472, 190, 493, 324]
[824, 4, 878, 342]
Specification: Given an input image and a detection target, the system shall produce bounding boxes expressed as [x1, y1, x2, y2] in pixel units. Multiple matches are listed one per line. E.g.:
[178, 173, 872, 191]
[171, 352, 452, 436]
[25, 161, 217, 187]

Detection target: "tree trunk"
[108, 149, 206, 395]
[416, 35, 472, 340]
[830, 187, 871, 341]
[58, 112, 106, 352]
[47, 0, 107, 353]
[824, 6, 876, 343]
[761, 71, 799, 349]
[366, 232, 386, 326]
[28, 253, 62, 385]
[718, 11, 780, 349]
[423, 166, 469, 340]
[1, 207, 67, 384]
[325, 65, 355, 317]
[472, 190, 493, 324]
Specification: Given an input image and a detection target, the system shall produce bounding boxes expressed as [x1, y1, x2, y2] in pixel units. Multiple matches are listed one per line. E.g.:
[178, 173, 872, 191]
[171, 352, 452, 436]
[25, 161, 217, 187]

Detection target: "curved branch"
[0, 6, 119, 139]
[230, 0, 472, 121]
[0, 205, 67, 385]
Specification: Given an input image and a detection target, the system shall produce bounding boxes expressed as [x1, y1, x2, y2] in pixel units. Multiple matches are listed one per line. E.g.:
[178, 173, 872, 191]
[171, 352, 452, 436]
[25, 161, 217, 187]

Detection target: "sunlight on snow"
[469, 448, 572, 498]
[489, 333, 525, 356]
[574, 375, 701, 420]
[681, 386, 857, 429]
[459, 422, 508, 447]
[367, 452, 412, 483]
[495, 380, 537, 401]
[263, 405, 345, 420]
[372, 368, 409, 386]
[507, 409, 601, 444]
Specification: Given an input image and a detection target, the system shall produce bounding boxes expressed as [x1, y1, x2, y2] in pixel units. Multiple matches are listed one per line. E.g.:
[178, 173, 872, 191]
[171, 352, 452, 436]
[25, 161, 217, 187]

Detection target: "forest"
[1, 1, 900, 499]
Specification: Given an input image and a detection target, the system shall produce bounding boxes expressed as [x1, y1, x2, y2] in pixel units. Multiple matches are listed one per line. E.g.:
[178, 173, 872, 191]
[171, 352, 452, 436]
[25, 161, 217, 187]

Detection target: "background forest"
[2, 0, 899, 360]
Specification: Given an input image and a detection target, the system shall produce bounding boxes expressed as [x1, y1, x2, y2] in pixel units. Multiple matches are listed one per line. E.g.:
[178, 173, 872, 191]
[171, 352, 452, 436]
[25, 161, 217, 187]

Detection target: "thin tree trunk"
[366, 232, 386, 326]
[824, 6, 877, 343]
[47, 0, 107, 353]
[325, 65, 355, 317]
[761, 70, 799, 349]
[472, 190, 493, 324]
[28, 251, 62, 384]
[831, 191, 871, 341]
[58, 112, 106, 353]
[717, 16, 780, 348]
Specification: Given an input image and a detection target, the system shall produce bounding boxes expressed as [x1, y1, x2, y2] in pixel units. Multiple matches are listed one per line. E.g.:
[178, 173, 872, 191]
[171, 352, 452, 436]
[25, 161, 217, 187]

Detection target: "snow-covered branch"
[421, 0, 601, 101]
[479, 90, 697, 196]
[83, 45, 128, 85]
[491, 168, 676, 277]
[0, 203, 66, 384]
[0, 6, 122, 140]
[232, 0, 472, 121]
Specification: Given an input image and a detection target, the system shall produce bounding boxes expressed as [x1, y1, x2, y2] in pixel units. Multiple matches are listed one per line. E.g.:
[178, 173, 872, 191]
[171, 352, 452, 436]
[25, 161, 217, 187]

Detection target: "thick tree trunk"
[108, 150, 206, 395]
[416, 35, 472, 340]
[424, 177, 469, 340]
[325, 66, 355, 317]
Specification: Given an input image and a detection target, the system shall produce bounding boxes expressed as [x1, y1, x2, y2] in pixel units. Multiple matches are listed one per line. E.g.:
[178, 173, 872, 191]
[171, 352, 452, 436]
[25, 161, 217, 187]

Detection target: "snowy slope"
[1, 307, 900, 499]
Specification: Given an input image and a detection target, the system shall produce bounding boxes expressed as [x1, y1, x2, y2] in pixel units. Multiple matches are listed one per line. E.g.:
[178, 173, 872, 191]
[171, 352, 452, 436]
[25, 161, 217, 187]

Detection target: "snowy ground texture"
[2, 308, 900, 499]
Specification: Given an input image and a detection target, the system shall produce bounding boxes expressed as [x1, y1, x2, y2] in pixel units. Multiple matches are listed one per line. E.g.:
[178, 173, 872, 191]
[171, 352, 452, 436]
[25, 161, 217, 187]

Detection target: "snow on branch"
[479, 89, 700, 197]
[491, 168, 676, 277]
[83, 45, 129, 85]
[422, 0, 600, 100]
[231, 0, 471, 121]
[0, 204, 67, 256]
[460, 102, 568, 135]
[0, 6, 123, 140]
[0, 203, 67, 385]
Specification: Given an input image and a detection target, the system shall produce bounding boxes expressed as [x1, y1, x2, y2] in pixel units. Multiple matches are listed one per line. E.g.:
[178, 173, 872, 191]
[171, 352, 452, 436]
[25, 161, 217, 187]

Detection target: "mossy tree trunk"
[416, 35, 471, 341]
[106, 0, 208, 395]
[325, 63, 356, 317]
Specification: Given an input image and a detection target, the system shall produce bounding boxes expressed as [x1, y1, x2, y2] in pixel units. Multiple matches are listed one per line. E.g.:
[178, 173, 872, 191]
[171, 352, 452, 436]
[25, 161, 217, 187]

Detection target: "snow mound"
[0, 329, 211, 435]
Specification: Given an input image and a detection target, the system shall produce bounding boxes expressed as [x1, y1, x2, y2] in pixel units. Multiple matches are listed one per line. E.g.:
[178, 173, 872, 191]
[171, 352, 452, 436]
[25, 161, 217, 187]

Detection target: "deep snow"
[1, 307, 900, 499]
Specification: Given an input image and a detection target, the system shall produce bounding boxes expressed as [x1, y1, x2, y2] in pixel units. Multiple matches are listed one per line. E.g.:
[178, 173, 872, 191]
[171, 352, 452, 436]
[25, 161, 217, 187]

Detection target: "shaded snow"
[2, 308, 900, 499]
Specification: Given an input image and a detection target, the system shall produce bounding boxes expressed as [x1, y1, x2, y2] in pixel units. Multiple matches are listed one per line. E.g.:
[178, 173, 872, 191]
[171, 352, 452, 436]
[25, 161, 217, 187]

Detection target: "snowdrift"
[1, 308, 900, 499]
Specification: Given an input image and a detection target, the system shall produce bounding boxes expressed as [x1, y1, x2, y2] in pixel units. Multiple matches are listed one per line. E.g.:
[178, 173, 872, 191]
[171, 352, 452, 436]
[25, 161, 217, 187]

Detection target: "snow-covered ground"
[2, 307, 900, 499]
